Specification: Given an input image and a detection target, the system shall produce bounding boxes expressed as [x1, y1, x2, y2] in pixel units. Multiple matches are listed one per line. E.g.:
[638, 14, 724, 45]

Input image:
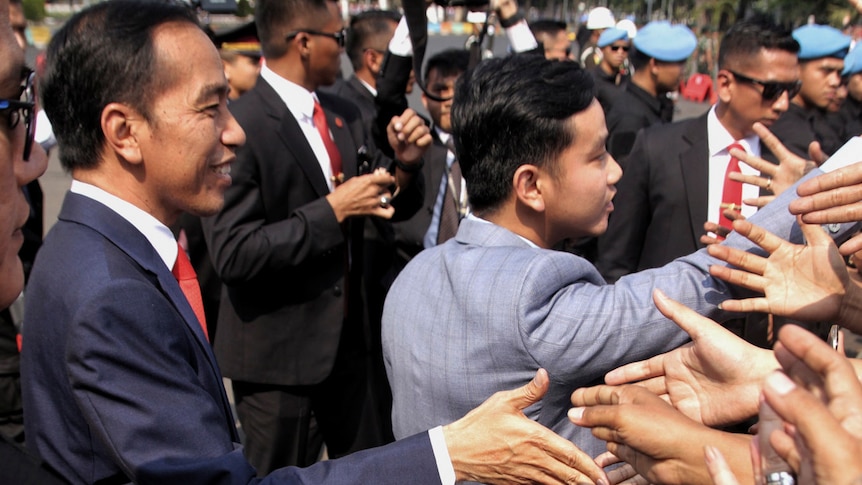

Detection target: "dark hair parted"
[346, 10, 400, 71]
[256, 0, 332, 59]
[718, 16, 799, 70]
[451, 54, 594, 215]
[423, 48, 470, 84]
[40, 0, 199, 172]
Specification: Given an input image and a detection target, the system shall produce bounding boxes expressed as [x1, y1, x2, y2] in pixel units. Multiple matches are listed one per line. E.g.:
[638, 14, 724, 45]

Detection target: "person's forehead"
[739, 48, 798, 80]
[153, 21, 224, 85]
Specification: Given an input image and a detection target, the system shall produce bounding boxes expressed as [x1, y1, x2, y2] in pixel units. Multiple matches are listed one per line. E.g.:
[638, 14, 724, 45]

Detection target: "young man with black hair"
[382, 51, 857, 462]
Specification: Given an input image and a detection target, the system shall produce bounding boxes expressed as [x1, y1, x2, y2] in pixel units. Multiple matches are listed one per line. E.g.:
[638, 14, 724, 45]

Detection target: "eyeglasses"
[609, 45, 629, 52]
[285, 28, 348, 48]
[0, 68, 36, 161]
[728, 70, 802, 102]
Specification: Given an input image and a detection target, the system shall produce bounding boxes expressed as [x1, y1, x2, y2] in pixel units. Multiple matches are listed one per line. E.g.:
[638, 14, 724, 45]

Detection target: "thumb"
[653, 288, 717, 342]
[510, 368, 550, 410]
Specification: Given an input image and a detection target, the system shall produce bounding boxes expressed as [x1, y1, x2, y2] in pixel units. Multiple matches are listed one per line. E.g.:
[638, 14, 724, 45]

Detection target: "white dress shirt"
[260, 64, 339, 192]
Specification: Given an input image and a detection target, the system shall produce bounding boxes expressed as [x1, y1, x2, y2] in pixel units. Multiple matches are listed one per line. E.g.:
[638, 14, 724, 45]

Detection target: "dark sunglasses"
[609, 45, 629, 52]
[728, 70, 802, 102]
[285, 28, 348, 48]
[0, 68, 35, 161]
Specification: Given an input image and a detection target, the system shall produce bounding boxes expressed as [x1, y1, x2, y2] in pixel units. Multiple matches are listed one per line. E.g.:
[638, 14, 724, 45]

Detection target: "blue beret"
[632, 21, 696, 62]
[844, 44, 862, 76]
[793, 24, 851, 60]
[598, 28, 628, 48]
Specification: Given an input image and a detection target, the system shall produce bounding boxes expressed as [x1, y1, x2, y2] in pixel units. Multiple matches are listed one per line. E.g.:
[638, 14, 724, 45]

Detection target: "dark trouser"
[232, 341, 367, 475]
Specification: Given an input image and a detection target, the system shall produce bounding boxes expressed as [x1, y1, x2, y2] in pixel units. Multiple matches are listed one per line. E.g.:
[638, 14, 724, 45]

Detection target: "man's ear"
[716, 69, 733, 104]
[649, 57, 660, 76]
[101, 102, 144, 165]
[512, 164, 545, 212]
[365, 48, 384, 75]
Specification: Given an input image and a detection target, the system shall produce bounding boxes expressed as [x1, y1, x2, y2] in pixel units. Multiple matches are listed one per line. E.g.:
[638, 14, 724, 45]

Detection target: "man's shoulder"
[317, 90, 364, 124]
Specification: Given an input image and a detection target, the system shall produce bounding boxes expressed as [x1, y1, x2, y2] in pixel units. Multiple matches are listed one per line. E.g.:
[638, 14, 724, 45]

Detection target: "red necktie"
[313, 100, 344, 186]
[172, 242, 209, 342]
[719, 143, 744, 231]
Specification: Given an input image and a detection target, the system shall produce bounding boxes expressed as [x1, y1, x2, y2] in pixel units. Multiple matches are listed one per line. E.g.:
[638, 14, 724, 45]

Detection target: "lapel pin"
[334, 117, 343, 128]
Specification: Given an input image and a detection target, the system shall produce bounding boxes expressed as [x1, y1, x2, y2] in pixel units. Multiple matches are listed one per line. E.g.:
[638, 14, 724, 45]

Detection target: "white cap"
[616, 19, 637, 39]
[586, 7, 615, 30]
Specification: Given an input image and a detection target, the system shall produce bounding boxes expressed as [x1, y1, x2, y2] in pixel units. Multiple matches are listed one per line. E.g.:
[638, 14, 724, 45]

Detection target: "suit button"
[333, 286, 342, 296]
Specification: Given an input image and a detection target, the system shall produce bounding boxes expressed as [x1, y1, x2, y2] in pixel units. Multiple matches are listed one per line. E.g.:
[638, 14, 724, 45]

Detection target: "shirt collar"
[70, 180, 178, 270]
[707, 104, 760, 157]
[260, 64, 316, 121]
[358, 77, 378, 97]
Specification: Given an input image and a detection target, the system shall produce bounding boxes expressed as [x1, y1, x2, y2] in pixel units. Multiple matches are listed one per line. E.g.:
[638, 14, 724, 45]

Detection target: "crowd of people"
[4, 0, 862, 484]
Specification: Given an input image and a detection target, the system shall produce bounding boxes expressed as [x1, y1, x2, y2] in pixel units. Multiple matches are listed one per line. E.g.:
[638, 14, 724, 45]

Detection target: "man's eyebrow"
[195, 82, 230, 104]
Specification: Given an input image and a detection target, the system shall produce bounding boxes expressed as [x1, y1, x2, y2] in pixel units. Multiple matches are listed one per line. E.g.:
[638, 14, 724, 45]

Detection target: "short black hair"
[423, 48, 470, 84]
[451, 55, 594, 214]
[718, 16, 799, 70]
[346, 10, 400, 71]
[256, 0, 332, 59]
[628, 46, 651, 70]
[40, 0, 199, 172]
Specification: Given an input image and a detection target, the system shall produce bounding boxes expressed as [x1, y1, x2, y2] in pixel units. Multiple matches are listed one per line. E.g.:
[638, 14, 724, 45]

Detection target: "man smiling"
[20, 2, 610, 484]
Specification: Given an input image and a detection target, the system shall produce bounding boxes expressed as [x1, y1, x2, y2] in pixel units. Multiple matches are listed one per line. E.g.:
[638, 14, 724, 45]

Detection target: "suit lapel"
[678, 114, 710, 247]
[255, 79, 332, 197]
[59, 193, 238, 439]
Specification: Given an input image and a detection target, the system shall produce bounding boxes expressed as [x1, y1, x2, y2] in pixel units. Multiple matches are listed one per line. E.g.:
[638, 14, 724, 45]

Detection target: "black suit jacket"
[597, 113, 710, 282]
[323, 74, 377, 130]
[203, 77, 420, 386]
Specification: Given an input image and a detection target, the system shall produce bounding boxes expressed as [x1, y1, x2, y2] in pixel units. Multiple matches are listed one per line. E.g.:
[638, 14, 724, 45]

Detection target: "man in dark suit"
[596, 19, 800, 284]
[19, 2, 607, 484]
[202, 0, 431, 473]
[323, 9, 401, 126]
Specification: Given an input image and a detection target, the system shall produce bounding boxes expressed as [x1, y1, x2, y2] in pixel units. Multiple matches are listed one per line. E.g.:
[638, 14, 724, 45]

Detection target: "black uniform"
[765, 102, 843, 162]
[588, 64, 628, 116]
[606, 82, 675, 161]
[827, 95, 862, 143]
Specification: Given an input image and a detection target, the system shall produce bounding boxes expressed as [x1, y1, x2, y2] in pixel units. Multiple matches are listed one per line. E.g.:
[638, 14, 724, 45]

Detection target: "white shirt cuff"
[388, 16, 414, 57]
[429, 426, 456, 485]
[506, 20, 539, 53]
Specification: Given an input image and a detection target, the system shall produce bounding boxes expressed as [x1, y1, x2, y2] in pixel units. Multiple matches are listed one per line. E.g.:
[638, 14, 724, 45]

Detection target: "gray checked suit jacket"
[382, 167, 859, 460]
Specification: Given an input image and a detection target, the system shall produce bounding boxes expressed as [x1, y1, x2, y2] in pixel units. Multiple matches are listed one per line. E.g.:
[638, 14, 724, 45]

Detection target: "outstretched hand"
[443, 369, 609, 485]
[763, 325, 862, 484]
[604, 289, 775, 426]
[789, 160, 862, 256]
[569, 383, 752, 485]
[707, 217, 860, 329]
[728, 123, 815, 209]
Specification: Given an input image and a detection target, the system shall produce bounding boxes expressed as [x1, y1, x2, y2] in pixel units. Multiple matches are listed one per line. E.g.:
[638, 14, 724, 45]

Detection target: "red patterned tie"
[719, 143, 745, 231]
[313, 100, 344, 186]
[172, 242, 209, 342]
